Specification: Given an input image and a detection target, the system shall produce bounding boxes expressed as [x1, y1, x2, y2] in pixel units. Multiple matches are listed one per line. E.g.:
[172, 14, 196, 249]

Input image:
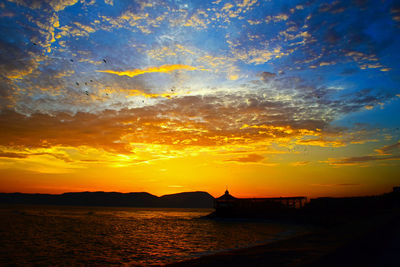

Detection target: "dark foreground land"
[166, 209, 400, 267]
[0, 191, 214, 208]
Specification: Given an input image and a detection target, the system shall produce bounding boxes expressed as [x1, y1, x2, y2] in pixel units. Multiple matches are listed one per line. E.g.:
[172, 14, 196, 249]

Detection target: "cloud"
[0, 87, 343, 155]
[375, 141, 400, 155]
[311, 183, 361, 187]
[0, 152, 27, 159]
[291, 161, 310, 166]
[270, 1, 396, 73]
[258, 71, 276, 82]
[324, 155, 400, 166]
[49, 0, 78, 12]
[0, 38, 40, 80]
[104, 0, 113, 6]
[265, 14, 289, 23]
[145, 43, 241, 81]
[0, 149, 71, 162]
[1, 0, 399, 164]
[226, 153, 264, 163]
[318, 1, 346, 14]
[2, 56, 396, 148]
[391, 7, 400, 22]
[183, 9, 210, 29]
[232, 46, 287, 65]
[6, 0, 42, 9]
[296, 138, 345, 148]
[9, 0, 79, 11]
[99, 9, 164, 33]
[97, 64, 207, 78]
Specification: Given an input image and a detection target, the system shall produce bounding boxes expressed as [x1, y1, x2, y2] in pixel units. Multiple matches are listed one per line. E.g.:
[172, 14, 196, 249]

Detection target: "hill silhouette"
[159, 192, 215, 208]
[0, 191, 215, 208]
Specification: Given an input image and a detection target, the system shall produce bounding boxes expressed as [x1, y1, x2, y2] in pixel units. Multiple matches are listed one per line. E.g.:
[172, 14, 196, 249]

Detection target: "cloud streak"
[324, 155, 400, 166]
[97, 64, 206, 78]
[226, 154, 264, 163]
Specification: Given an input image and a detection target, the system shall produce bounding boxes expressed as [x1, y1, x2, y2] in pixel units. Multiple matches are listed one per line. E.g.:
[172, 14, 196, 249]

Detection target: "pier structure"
[214, 190, 307, 218]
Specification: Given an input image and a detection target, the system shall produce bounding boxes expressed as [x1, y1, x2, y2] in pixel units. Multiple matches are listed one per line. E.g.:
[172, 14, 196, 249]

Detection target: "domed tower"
[215, 189, 237, 210]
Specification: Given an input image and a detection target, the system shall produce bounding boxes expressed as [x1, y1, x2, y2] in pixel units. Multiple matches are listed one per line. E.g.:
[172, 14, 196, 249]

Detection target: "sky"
[0, 0, 399, 198]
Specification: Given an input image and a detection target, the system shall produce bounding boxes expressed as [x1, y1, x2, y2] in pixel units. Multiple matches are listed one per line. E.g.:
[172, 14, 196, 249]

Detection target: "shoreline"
[165, 209, 400, 267]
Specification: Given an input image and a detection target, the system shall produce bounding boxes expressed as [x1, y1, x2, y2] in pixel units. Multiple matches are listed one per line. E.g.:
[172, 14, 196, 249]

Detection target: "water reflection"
[0, 205, 306, 265]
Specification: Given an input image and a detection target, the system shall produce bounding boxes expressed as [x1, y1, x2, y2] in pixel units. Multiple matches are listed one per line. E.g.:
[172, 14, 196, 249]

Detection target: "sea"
[0, 205, 306, 266]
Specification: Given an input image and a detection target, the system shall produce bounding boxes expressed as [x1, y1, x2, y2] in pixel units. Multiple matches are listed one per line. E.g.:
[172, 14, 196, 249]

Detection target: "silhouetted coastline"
[208, 188, 400, 226]
[0, 191, 214, 208]
[166, 188, 400, 266]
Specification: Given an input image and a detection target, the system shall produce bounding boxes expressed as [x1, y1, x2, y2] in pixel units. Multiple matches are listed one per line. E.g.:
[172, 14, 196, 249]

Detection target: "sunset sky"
[0, 0, 399, 198]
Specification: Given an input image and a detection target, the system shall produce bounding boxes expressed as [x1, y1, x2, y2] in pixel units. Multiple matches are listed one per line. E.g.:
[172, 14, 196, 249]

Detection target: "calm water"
[0, 205, 306, 266]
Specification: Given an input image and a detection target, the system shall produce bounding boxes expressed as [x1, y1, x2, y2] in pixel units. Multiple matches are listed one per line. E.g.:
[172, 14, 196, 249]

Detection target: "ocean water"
[0, 205, 305, 266]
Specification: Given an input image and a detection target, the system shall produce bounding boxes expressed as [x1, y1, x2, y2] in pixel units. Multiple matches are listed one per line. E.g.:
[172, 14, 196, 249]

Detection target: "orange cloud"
[97, 64, 207, 78]
[226, 153, 264, 163]
[375, 141, 400, 155]
[291, 161, 310, 166]
[296, 138, 345, 147]
[49, 0, 79, 12]
[323, 155, 400, 166]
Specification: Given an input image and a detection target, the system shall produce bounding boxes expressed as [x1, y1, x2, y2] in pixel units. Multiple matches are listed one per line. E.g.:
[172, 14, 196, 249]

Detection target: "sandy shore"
[165, 210, 400, 267]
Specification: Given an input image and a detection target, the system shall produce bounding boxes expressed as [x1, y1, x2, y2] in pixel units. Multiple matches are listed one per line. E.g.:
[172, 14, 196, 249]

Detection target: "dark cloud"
[0, 59, 395, 154]
[276, 0, 399, 73]
[327, 155, 400, 165]
[375, 142, 400, 155]
[0, 150, 71, 162]
[352, 0, 370, 8]
[0, 152, 27, 159]
[258, 71, 276, 82]
[0, 39, 38, 79]
[312, 183, 361, 187]
[226, 154, 264, 163]
[324, 28, 340, 44]
[341, 68, 358, 75]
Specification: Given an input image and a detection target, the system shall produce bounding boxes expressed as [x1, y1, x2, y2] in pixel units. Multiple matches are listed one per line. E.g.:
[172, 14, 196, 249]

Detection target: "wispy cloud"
[97, 64, 207, 78]
[323, 155, 400, 166]
[226, 154, 264, 163]
[291, 161, 310, 166]
[311, 183, 361, 187]
[375, 141, 400, 155]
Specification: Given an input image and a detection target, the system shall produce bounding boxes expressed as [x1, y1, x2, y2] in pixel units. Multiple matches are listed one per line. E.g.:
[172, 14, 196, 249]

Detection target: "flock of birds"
[73, 57, 107, 96]
[32, 41, 179, 101]
[32, 42, 112, 97]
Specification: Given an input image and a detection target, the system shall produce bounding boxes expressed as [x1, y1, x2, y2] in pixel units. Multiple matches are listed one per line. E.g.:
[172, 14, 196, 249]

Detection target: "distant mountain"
[159, 191, 215, 208]
[0, 191, 215, 208]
